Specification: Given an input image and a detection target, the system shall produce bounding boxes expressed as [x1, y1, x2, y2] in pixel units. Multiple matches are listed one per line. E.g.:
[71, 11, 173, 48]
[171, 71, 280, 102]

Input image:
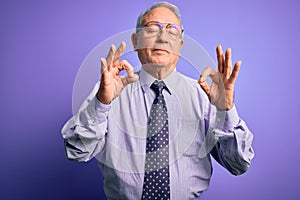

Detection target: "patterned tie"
[141, 80, 170, 200]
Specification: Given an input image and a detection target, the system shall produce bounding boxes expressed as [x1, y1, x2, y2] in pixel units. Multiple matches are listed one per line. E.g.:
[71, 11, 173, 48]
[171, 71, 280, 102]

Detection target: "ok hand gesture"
[198, 45, 241, 111]
[97, 42, 139, 104]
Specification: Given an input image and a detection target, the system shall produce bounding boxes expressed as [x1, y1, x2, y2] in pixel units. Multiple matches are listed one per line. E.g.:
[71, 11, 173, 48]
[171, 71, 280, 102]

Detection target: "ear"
[180, 39, 184, 49]
[131, 33, 138, 51]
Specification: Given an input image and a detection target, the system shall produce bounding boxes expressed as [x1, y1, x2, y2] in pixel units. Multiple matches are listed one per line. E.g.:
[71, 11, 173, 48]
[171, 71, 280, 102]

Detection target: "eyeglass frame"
[137, 21, 184, 39]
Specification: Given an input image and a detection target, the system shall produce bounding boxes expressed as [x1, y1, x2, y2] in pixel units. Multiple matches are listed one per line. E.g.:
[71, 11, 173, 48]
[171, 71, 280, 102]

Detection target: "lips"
[152, 48, 169, 53]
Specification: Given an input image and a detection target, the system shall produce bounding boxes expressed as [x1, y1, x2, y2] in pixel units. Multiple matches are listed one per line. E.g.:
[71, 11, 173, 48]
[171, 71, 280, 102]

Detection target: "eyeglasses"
[140, 21, 184, 39]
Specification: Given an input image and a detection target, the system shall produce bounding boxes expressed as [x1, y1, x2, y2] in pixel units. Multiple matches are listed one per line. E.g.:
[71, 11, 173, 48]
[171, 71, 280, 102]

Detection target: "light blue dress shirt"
[62, 68, 254, 200]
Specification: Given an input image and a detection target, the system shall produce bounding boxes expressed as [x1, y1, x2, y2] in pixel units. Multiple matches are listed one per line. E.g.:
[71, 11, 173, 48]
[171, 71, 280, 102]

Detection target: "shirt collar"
[139, 67, 179, 95]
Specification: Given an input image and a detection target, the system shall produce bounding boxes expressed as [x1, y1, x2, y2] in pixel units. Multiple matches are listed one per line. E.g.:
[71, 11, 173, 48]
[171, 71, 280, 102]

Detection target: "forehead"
[142, 7, 181, 25]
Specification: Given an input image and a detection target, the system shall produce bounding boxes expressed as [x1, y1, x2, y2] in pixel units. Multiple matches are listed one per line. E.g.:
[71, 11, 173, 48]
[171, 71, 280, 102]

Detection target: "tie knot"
[150, 80, 166, 97]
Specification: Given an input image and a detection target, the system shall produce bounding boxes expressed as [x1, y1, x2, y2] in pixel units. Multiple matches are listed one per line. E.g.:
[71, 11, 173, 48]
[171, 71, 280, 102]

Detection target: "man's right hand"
[97, 42, 139, 104]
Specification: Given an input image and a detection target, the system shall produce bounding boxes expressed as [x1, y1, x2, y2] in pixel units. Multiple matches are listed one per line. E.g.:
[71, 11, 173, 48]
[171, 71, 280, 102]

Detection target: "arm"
[61, 83, 110, 162]
[210, 106, 254, 175]
[61, 42, 138, 162]
[198, 45, 254, 175]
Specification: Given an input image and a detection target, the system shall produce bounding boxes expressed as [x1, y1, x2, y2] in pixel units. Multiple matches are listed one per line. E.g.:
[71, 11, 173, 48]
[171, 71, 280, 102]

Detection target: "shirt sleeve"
[209, 105, 255, 175]
[61, 82, 110, 162]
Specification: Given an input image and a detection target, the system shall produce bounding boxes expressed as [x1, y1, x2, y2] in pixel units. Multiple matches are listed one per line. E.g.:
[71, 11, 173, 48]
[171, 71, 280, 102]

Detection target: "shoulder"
[175, 71, 204, 92]
[179, 71, 210, 98]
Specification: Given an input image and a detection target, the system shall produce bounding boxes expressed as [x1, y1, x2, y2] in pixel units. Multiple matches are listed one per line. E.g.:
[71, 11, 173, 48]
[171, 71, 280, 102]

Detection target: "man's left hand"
[198, 45, 241, 111]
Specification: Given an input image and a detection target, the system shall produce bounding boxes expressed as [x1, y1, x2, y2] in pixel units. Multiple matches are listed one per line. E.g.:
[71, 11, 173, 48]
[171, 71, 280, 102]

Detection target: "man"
[62, 1, 254, 199]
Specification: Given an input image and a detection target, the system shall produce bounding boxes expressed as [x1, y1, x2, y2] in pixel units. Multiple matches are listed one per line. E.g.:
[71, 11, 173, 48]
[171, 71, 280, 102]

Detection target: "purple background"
[1, 0, 299, 199]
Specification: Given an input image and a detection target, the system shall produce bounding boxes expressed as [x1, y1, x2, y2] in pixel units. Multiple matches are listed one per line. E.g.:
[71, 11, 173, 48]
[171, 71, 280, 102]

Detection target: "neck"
[142, 64, 175, 80]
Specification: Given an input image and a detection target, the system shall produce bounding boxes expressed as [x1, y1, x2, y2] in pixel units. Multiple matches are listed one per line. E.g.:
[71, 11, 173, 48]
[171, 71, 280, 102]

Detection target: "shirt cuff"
[95, 96, 111, 121]
[225, 105, 240, 130]
[216, 105, 240, 131]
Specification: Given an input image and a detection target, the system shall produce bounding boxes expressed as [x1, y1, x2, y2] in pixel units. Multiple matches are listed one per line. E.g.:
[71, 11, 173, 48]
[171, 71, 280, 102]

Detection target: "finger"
[217, 45, 224, 73]
[100, 57, 108, 73]
[228, 60, 241, 84]
[118, 60, 137, 77]
[113, 41, 126, 64]
[224, 48, 232, 78]
[198, 78, 211, 96]
[198, 66, 217, 96]
[119, 60, 139, 85]
[199, 66, 217, 83]
[200, 66, 222, 85]
[106, 44, 116, 67]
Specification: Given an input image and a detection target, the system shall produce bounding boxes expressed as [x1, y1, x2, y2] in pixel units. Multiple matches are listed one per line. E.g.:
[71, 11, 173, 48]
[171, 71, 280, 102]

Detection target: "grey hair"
[135, 1, 183, 30]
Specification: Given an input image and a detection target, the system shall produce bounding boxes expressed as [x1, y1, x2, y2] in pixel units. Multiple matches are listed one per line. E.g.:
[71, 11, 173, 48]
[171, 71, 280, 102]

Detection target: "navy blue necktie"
[141, 80, 170, 200]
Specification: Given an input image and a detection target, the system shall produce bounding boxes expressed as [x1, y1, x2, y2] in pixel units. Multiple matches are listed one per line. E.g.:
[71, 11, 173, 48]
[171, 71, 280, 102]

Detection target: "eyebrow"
[143, 20, 181, 26]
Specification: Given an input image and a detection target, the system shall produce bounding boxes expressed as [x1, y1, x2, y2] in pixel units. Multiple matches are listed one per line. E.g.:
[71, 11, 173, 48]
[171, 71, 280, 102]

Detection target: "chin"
[147, 57, 172, 66]
[150, 61, 171, 67]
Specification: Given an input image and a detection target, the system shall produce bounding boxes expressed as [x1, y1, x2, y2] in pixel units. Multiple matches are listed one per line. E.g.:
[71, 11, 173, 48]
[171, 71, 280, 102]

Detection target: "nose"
[156, 28, 169, 43]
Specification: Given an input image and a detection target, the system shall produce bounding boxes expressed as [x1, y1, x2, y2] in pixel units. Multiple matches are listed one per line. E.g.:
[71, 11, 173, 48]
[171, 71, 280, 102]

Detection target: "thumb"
[119, 60, 139, 86]
[198, 66, 217, 96]
[122, 75, 139, 86]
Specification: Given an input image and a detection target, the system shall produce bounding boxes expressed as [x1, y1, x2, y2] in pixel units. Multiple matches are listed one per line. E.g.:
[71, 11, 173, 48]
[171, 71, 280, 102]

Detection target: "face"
[132, 7, 184, 70]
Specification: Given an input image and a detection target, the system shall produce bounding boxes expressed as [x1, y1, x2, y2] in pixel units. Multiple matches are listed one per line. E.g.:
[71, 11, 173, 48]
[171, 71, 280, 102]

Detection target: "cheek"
[170, 41, 182, 53]
[137, 37, 155, 49]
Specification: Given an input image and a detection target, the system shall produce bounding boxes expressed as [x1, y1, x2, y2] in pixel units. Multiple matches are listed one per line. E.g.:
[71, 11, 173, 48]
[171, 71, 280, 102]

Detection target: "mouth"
[152, 48, 169, 53]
